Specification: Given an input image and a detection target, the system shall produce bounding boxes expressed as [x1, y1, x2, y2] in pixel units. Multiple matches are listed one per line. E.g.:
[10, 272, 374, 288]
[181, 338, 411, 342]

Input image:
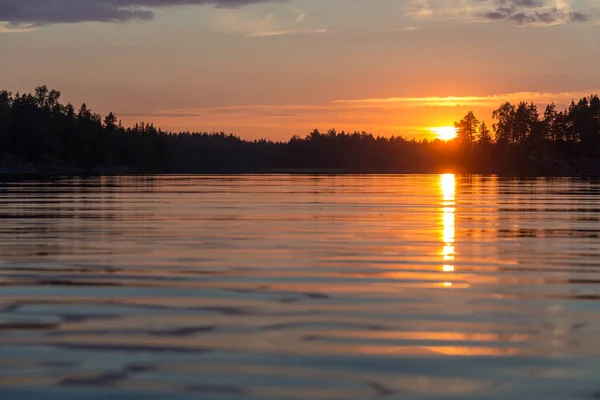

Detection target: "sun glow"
[432, 126, 458, 141]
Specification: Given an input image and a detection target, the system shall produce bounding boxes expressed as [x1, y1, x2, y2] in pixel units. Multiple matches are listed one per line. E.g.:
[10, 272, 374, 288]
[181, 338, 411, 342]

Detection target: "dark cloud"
[570, 11, 590, 22]
[481, 0, 592, 24]
[498, 0, 543, 8]
[484, 11, 505, 20]
[0, 0, 281, 27]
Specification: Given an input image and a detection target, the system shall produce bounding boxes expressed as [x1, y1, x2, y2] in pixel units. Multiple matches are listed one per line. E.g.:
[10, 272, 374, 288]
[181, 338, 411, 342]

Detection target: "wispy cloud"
[293, 8, 306, 23]
[119, 111, 204, 118]
[247, 28, 327, 37]
[393, 26, 418, 32]
[0, 24, 36, 33]
[334, 91, 600, 107]
[209, 7, 326, 37]
[403, 0, 599, 25]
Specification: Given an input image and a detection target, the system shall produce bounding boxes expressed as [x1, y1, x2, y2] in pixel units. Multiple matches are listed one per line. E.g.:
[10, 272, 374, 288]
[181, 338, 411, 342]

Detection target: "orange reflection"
[329, 330, 530, 342]
[424, 346, 520, 356]
[353, 345, 521, 356]
[441, 174, 455, 285]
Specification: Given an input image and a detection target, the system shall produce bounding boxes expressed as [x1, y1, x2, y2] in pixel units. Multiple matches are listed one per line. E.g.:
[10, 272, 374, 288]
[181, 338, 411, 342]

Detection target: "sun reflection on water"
[441, 174, 456, 286]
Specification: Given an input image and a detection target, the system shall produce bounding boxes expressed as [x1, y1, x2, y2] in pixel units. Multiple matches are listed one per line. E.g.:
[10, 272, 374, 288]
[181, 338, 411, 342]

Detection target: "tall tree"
[543, 103, 558, 141]
[492, 102, 516, 145]
[512, 102, 539, 144]
[454, 111, 479, 146]
[478, 121, 492, 144]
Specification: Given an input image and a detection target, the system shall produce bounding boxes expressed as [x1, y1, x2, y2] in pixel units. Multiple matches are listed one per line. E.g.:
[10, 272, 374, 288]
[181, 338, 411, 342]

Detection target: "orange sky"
[1, 0, 599, 140]
[116, 91, 599, 140]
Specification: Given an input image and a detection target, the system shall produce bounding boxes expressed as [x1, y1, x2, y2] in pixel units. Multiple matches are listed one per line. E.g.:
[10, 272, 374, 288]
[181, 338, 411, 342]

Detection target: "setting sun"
[431, 126, 458, 141]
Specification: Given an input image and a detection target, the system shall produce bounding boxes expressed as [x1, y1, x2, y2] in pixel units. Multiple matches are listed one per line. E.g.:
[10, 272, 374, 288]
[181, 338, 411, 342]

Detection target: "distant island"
[1, 86, 599, 176]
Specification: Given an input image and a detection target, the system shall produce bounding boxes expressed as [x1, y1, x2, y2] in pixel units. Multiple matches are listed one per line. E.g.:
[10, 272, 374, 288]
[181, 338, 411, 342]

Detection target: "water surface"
[1, 174, 600, 399]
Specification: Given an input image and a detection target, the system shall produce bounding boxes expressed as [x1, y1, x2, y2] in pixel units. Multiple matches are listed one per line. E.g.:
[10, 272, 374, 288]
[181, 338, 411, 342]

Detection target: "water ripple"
[1, 175, 600, 399]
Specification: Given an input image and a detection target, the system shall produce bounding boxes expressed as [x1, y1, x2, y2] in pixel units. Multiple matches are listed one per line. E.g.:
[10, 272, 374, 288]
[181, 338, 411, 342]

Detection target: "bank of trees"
[1, 86, 599, 175]
[0, 86, 168, 170]
[454, 97, 600, 150]
[451, 96, 600, 173]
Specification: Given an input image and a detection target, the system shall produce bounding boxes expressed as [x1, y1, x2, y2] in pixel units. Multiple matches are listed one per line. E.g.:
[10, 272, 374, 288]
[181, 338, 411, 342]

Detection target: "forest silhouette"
[1, 86, 599, 175]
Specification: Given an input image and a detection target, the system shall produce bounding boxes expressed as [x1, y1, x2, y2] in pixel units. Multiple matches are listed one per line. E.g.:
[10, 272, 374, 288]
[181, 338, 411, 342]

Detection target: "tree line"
[451, 96, 600, 173]
[0, 86, 168, 171]
[1, 86, 599, 175]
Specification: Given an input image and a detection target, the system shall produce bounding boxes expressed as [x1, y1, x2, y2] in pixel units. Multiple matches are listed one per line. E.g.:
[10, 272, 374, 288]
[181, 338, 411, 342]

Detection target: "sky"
[1, 0, 599, 140]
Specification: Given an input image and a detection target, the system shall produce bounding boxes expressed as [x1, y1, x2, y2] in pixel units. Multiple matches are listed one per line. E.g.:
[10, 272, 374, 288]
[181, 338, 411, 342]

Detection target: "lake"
[1, 174, 599, 399]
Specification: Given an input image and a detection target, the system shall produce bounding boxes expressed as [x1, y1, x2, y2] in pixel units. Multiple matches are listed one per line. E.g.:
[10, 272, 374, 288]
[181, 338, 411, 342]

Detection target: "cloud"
[119, 111, 204, 118]
[0, 0, 283, 27]
[209, 6, 325, 37]
[403, 0, 598, 25]
[247, 28, 327, 37]
[333, 91, 599, 107]
[292, 8, 306, 23]
[481, 0, 592, 24]
[393, 26, 418, 32]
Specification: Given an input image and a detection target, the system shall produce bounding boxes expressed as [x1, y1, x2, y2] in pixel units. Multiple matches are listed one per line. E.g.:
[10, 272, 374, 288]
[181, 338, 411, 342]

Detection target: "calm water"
[1, 174, 600, 399]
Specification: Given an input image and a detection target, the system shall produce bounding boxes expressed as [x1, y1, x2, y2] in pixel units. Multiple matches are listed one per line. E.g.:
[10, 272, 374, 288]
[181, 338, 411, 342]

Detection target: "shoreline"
[1, 166, 599, 178]
[3, 155, 600, 178]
